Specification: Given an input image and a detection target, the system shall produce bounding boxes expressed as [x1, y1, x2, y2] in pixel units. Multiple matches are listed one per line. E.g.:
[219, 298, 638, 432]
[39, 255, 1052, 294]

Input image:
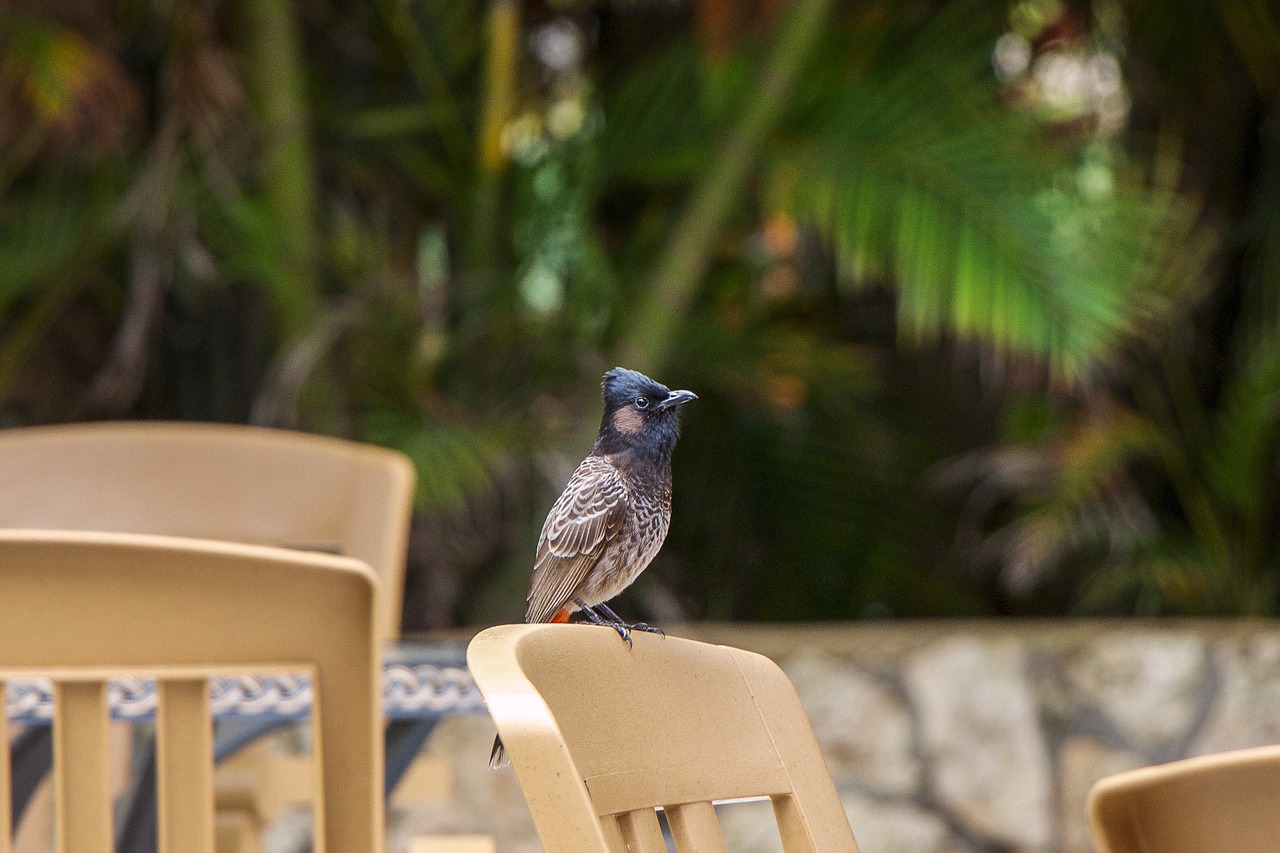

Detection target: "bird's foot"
[576, 602, 634, 648]
[601, 618, 661, 644]
[590, 602, 663, 639]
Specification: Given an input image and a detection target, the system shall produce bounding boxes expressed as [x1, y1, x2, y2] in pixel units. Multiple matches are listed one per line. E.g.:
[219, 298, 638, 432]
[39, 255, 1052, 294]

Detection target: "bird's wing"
[525, 455, 628, 622]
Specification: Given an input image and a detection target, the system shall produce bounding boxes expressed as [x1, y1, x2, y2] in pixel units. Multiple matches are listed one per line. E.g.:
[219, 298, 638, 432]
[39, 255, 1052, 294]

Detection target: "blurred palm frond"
[778, 4, 1186, 377]
[937, 403, 1163, 596]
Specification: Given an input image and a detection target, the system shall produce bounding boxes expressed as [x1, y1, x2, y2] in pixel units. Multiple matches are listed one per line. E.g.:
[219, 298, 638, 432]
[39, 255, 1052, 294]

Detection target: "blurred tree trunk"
[459, 0, 519, 347]
[238, 0, 319, 337]
[614, 0, 833, 373]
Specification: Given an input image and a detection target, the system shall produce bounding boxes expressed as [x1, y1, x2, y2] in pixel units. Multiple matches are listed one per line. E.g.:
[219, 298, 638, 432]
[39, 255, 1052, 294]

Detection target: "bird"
[489, 366, 696, 768]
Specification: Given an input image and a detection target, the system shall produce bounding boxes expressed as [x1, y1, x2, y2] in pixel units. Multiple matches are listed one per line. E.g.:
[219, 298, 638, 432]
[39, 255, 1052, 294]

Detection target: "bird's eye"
[635, 396, 650, 409]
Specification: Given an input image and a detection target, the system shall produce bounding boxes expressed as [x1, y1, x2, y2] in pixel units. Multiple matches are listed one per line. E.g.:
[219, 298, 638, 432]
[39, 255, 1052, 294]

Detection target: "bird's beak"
[656, 389, 698, 411]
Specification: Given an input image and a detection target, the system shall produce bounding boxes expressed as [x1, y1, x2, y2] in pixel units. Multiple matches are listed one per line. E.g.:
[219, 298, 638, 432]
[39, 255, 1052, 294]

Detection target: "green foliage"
[362, 411, 524, 509]
[666, 319, 987, 619]
[595, 42, 712, 187]
[779, 6, 1180, 377]
[4, 0, 1280, 624]
[936, 0, 1280, 616]
[944, 138, 1280, 615]
[0, 174, 121, 314]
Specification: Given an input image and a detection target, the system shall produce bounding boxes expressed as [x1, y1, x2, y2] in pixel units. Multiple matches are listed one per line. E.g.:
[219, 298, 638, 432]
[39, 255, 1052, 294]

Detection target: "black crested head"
[601, 367, 667, 409]
[593, 367, 697, 466]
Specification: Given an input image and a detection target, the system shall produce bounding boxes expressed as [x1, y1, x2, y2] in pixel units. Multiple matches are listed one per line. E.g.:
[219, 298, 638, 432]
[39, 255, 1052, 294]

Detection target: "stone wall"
[395, 621, 1280, 852]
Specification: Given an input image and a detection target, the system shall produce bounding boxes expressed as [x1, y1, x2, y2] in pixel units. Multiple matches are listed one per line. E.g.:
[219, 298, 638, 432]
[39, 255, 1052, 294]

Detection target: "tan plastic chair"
[0, 421, 417, 852]
[466, 624, 860, 853]
[1088, 745, 1280, 853]
[0, 420, 415, 641]
[0, 529, 383, 853]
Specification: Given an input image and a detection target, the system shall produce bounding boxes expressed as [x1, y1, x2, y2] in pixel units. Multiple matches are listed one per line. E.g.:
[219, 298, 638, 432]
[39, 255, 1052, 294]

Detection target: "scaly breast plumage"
[575, 489, 671, 605]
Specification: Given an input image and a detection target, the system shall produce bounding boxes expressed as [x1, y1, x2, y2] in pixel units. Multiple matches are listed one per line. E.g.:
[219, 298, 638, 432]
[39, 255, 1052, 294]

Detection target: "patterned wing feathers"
[525, 457, 627, 623]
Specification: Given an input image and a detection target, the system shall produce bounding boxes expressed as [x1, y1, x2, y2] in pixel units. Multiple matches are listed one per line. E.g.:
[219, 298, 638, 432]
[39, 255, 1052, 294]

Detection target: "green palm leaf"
[360, 411, 523, 509]
[596, 40, 713, 188]
[779, 6, 1181, 376]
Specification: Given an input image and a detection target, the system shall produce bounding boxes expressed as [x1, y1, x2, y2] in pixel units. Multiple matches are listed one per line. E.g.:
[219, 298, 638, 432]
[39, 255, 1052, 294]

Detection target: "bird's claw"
[573, 601, 659, 647]
[608, 621, 663, 646]
[608, 623, 634, 648]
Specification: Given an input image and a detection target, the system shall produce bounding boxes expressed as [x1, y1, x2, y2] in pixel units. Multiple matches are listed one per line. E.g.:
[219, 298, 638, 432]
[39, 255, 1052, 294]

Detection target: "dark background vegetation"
[3, 0, 1279, 629]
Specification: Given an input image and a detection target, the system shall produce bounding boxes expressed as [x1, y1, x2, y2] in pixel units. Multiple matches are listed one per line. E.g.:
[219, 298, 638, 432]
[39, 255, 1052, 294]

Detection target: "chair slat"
[667, 801, 728, 853]
[156, 678, 215, 853]
[0, 681, 11, 853]
[773, 795, 818, 853]
[617, 808, 666, 853]
[53, 681, 111, 853]
[600, 814, 629, 853]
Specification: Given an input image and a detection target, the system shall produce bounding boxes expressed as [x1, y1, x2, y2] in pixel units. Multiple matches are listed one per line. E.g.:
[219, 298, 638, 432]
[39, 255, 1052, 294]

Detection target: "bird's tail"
[488, 605, 571, 770]
[489, 734, 509, 769]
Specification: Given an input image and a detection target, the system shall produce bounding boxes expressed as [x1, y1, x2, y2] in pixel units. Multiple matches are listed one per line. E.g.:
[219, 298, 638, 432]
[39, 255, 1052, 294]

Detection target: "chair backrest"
[0, 421, 415, 641]
[0, 529, 383, 853]
[1088, 745, 1280, 853]
[466, 624, 860, 853]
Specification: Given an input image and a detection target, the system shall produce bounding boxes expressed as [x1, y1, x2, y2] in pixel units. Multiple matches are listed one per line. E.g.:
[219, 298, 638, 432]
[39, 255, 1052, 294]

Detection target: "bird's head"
[594, 367, 697, 460]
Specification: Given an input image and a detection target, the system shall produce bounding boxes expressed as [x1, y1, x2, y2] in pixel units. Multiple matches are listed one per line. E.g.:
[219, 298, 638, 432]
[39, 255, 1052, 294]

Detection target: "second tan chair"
[0, 421, 415, 641]
[467, 624, 860, 852]
[0, 529, 383, 853]
[0, 421, 422, 851]
[1088, 745, 1280, 853]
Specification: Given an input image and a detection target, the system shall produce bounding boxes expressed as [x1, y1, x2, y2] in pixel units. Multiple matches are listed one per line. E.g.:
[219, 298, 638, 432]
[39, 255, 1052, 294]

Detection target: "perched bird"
[489, 366, 696, 768]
